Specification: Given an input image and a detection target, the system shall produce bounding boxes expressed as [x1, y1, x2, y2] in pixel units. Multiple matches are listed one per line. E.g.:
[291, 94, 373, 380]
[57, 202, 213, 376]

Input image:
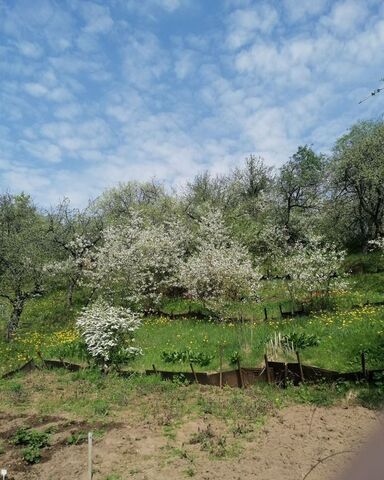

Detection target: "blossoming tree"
[87, 212, 190, 311]
[179, 210, 261, 317]
[47, 199, 103, 306]
[282, 236, 348, 311]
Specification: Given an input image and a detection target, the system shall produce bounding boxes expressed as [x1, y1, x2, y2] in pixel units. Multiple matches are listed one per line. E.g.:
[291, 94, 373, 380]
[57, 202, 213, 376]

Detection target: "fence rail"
[3, 355, 383, 389]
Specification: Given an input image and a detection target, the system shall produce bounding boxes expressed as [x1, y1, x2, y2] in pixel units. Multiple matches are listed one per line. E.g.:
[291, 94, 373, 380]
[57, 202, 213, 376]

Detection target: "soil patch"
[0, 405, 379, 480]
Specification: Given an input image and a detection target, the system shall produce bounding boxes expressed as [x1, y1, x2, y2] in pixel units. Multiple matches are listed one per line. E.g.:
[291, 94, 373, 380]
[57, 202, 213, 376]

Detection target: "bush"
[12, 427, 50, 464]
[76, 300, 142, 368]
[281, 331, 320, 351]
[161, 349, 213, 367]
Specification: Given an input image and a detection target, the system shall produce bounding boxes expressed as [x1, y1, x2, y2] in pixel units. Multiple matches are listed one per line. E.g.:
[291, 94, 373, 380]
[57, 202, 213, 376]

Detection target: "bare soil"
[0, 404, 379, 480]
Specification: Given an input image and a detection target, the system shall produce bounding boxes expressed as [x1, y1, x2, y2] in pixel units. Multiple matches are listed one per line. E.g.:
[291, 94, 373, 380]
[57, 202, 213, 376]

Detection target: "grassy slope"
[0, 258, 383, 375]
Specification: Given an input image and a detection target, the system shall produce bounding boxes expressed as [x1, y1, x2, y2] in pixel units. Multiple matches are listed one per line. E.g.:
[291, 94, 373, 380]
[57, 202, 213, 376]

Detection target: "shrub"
[229, 351, 242, 366]
[282, 237, 348, 311]
[161, 349, 213, 367]
[12, 427, 50, 464]
[281, 331, 320, 350]
[76, 299, 142, 368]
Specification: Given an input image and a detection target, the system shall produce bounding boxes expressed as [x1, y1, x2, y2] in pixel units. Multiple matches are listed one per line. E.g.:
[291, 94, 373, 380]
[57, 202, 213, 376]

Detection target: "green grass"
[128, 305, 384, 373]
[0, 259, 383, 376]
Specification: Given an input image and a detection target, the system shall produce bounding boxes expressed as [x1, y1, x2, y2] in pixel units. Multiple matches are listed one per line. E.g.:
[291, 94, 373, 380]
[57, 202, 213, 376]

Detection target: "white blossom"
[369, 237, 384, 251]
[76, 299, 142, 365]
[86, 213, 189, 310]
[282, 236, 349, 307]
[44, 234, 96, 283]
[179, 210, 261, 311]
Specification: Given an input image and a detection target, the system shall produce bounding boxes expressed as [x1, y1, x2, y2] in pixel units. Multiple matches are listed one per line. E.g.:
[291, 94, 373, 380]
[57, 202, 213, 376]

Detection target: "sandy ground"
[0, 404, 380, 480]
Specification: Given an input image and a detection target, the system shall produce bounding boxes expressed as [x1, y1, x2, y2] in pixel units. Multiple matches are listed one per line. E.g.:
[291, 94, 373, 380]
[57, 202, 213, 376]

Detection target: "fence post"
[283, 363, 288, 389]
[190, 362, 198, 384]
[296, 351, 305, 383]
[219, 345, 223, 388]
[264, 307, 268, 321]
[361, 351, 367, 379]
[264, 354, 271, 384]
[88, 432, 93, 480]
[237, 358, 244, 388]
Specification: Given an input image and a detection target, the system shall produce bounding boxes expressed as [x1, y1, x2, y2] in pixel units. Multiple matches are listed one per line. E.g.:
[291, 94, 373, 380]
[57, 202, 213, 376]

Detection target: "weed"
[190, 426, 230, 458]
[184, 466, 195, 477]
[161, 349, 213, 367]
[229, 350, 242, 366]
[128, 469, 141, 475]
[189, 424, 233, 457]
[92, 399, 110, 416]
[231, 423, 254, 437]
[66, 431, 87, 445]
[12, 427, 50, 464]
[189, 424, 215, 445]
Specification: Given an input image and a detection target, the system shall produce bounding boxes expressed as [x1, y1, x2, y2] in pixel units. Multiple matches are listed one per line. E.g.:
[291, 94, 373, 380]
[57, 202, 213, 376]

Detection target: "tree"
[92, 180, 172, 225]
[179, 210, 260, 316]
[87, 213, 190, 312]
[47, 199, 103, 306]
[0, 194, 47, 340]
[281, 237, 348, 312]
[278, 145, 326, 240]
[331, 121, 384, 248]
[184, 171, 232, 217]
[232, 155, 273, 202]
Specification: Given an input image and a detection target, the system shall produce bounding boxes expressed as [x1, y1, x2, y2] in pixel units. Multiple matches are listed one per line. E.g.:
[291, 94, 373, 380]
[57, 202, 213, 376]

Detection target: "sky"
[1, 0, 384, 207]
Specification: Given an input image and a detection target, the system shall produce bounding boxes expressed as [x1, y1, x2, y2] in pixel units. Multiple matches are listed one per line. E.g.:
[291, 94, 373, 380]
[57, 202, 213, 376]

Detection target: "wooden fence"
[2, 355, 383, 389]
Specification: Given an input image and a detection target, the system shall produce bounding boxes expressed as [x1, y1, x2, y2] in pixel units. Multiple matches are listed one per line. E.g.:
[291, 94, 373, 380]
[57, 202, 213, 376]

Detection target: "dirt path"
[1, 405, 379, 480]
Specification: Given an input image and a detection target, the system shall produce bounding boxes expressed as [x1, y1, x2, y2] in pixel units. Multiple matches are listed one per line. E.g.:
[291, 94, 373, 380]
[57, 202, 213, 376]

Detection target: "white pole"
[88, 432, 93, 480]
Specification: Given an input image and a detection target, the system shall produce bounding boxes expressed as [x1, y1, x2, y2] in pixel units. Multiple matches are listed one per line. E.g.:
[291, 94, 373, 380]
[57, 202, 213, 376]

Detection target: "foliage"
[76, 299, 142, 367]
[46, 198, 103, 306]
[179, 210, 261, 314]
[12, 427, 50, 464]
[281, 331, 320, 350]
[87, 212, 189, 311]
[282, 236, 349, 310]
[229, 350, 242, 366]
[0, 194, 48, 339]
[278, 145, 326, 240]
[267, 331, 320, 359]
[161, 349, 213, 367]
[330, 120, 384, 247]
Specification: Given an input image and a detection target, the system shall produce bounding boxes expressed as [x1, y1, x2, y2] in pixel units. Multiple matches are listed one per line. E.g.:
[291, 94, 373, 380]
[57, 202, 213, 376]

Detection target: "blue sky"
[1, 0, 383, 206]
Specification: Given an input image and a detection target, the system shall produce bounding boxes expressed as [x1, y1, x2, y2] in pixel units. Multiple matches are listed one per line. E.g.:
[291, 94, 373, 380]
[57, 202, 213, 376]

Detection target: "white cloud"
[17, 41, 43, 58]
[122, 32, 170, 88]
[321, 0, 368, 35]
[24, 82, 49, 97]
[227, 4, 279, 49]
[174, 49, 196, 79]
[81, 2, 114, 34]
[282, 0, 329, 22]
[54, 103, 83, 119]
[24, 82, 72, 102]
[21, 141, 62, 163]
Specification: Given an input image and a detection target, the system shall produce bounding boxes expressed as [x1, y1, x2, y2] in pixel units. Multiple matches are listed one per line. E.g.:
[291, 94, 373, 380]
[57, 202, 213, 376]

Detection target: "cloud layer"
[0, 0, 383, 206]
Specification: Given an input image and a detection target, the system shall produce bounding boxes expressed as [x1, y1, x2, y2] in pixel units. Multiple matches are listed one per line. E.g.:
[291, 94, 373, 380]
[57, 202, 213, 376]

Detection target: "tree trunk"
[6, 299, 24, 341]
[67, 279, 75, 307]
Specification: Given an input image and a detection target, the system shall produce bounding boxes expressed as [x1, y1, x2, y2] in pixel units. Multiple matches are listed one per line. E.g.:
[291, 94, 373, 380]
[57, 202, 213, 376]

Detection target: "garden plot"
[0, 403, 379, 480]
